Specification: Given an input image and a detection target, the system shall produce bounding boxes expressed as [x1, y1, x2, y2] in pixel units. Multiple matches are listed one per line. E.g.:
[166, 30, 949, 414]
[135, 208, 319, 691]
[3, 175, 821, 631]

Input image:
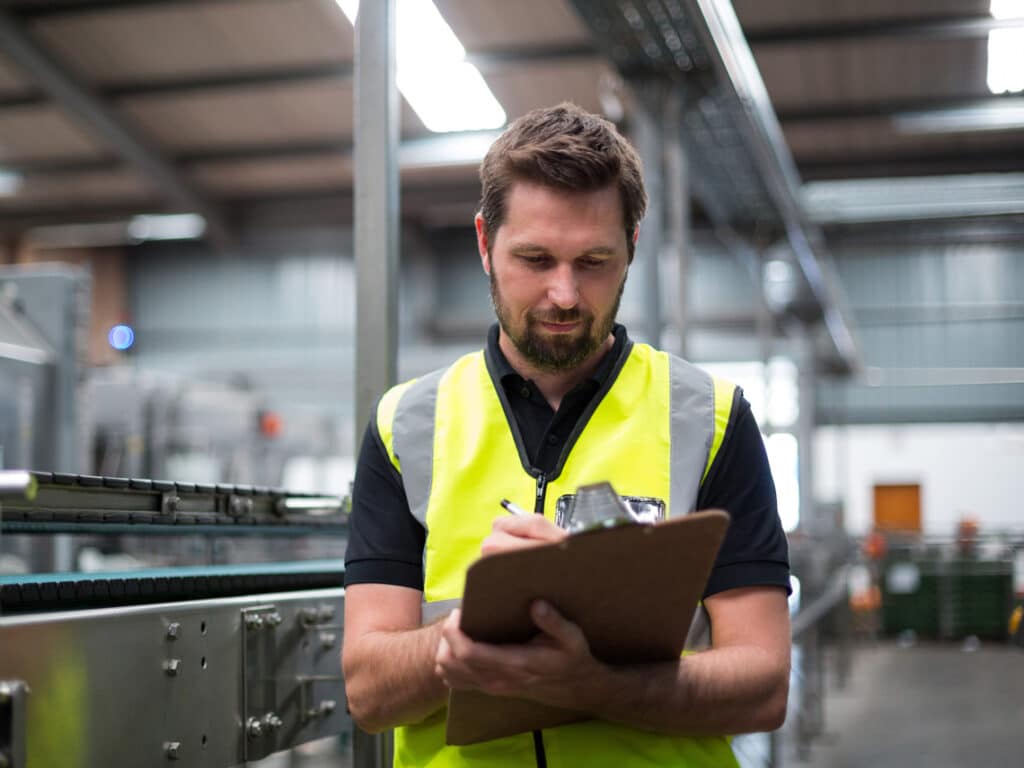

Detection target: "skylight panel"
[337, 0, 507, 132]
[988, 0, 1024, 94]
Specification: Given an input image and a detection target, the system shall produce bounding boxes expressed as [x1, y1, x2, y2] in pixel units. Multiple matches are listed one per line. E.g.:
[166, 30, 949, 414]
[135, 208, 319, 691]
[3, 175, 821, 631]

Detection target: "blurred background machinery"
[0, 0, 1022, 766]
[0, 470, 351, 768]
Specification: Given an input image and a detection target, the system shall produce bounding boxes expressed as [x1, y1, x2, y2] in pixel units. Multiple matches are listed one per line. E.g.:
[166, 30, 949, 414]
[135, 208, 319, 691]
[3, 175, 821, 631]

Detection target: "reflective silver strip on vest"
[669, 356, 716, 651]
[685, 604, 712, 651]
[391, 367, 446, 528]
[668, 355, 716, 517]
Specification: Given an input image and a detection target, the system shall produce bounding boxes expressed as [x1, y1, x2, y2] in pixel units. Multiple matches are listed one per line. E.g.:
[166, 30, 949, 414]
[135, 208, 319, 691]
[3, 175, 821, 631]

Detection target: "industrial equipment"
[0, 469, 351, 767]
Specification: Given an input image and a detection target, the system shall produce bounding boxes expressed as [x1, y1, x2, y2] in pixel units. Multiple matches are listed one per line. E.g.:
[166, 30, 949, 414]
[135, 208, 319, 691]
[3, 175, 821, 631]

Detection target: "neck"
[498, 331, 615, 412]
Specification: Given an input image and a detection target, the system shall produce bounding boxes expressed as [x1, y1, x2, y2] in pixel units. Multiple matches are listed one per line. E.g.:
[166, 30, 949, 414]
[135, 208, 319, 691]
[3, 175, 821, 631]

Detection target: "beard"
[490, 270, 625, 373]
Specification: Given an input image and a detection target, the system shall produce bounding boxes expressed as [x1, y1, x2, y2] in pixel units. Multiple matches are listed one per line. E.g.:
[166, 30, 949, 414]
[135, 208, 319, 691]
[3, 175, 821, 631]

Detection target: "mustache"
[530, 308, 587, 324]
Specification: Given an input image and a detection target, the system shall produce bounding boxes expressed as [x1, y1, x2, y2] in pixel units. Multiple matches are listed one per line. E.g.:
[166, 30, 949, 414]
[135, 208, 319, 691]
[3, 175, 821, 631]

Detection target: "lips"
[540, 320, 581, 333]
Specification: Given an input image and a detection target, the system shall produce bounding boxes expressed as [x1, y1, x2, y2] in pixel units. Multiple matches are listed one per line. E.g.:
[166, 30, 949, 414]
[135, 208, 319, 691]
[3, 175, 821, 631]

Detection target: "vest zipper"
[533, 472, 548, 515]
[532, 471, 549, 768]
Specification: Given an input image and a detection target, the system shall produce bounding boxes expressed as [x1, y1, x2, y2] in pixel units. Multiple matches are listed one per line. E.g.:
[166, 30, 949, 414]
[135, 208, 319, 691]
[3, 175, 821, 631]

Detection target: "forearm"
[585, 644, 789, 735]
[343, 621, 448, 732]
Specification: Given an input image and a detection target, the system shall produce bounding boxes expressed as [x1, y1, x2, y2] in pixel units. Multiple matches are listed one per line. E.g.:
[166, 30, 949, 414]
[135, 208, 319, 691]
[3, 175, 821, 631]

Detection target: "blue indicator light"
[108, 324, 135, 351]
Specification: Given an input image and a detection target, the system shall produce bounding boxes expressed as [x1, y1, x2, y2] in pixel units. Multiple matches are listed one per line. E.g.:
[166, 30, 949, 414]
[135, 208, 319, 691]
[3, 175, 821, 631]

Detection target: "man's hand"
[435, 600, 606, 710]
[480, 513, 568, 556]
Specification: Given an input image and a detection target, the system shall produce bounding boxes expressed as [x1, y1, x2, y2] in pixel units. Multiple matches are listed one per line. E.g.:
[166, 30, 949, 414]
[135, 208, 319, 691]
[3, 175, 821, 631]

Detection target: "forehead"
[500, 181, 625, 233]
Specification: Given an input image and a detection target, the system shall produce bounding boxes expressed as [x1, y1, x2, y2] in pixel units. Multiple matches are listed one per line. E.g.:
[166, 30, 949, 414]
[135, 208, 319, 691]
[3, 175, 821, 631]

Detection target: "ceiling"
[0, 0, 1021, 237]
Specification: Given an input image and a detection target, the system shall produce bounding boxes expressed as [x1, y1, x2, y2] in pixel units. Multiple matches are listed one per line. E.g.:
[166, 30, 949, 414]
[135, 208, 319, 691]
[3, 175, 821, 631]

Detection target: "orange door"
[873, 483, 922, 533]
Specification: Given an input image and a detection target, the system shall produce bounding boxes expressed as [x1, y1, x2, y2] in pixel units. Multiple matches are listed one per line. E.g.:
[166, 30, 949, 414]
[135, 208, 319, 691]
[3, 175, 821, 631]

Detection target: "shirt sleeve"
[696, 388, 791, 598]
[343, 415, 425, 590]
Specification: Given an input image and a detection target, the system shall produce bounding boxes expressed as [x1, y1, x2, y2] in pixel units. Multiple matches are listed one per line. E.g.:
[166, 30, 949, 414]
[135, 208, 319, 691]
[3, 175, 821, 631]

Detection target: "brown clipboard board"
[445, 508, 730, 746]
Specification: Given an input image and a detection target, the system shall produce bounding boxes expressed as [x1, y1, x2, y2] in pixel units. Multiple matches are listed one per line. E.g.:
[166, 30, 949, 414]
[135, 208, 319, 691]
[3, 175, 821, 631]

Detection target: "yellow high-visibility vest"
[377, 342, 738, 768]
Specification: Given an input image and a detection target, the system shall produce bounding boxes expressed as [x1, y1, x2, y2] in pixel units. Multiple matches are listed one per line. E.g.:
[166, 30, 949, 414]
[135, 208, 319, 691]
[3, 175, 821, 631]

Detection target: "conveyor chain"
[0, 471, 349, 533]
[0, 563, 345, 614]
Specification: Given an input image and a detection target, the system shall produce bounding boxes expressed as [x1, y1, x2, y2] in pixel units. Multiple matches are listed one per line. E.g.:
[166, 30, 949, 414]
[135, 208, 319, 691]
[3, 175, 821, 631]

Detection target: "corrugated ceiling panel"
[0, 105, 108, 160]
[193, 154, 353, 196]
[31, 0, 353, 84]
[437, 0, 590, 50]
[0, 54, 29, 93]
[119, 80, 355, 149]
[0, 168, 153, 208]
[735, 0, 992, 28]
[193, 155, 480, 198]
[484, 60, 614, 123]
[785, 117, 1024, 158]
[118, 80, 425, 150]
[755, 37, 989, 107]
[401, 163, 479, 187]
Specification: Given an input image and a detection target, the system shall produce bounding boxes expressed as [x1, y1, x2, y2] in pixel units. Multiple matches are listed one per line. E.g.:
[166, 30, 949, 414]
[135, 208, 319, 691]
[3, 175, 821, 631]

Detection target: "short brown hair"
[478, 102, 647, 262]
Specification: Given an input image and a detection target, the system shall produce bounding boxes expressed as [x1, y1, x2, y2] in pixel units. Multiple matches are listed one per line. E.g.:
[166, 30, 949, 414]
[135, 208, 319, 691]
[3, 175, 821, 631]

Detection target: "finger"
[434, 635, 453, 684]
[481, 530, 548, 556]
[491, 514, 568, 541]
[530, 600, 586, 651]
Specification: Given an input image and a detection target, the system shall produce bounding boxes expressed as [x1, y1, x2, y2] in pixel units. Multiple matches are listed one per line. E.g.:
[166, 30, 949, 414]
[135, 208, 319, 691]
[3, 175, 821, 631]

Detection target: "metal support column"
[797, 328, 817, 533]
[663, 87, 690, 358]
[353, 2, 399, 768]
[630, 85, 664, 348]
[353, 0, 400, 440]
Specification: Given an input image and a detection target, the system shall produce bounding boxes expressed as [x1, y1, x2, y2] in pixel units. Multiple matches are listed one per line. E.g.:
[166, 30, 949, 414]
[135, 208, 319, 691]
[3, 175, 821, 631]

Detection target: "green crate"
[881, 560, 941, 638]
[881, 557, 1014, 640]
[947, 560, 1014, 640]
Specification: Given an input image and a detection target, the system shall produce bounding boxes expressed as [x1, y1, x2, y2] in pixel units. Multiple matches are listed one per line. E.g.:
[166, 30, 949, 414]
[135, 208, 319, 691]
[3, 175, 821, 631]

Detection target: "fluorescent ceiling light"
[26, 214, 207, 248]
[337, 0, 506, 133]
[0, 168, 23, 196]
[127, 213, 206, 241]
[988, 1, 1024, 94]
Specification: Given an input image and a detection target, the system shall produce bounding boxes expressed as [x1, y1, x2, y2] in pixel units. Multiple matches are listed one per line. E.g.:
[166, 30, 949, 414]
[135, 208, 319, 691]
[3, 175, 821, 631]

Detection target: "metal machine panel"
[0, 588, 348, 767]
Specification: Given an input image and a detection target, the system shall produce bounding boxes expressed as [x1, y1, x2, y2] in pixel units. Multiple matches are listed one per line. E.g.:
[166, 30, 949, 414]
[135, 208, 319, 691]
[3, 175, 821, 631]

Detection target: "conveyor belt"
[0, 470, 349, 534]
[0, 560, 345, 614]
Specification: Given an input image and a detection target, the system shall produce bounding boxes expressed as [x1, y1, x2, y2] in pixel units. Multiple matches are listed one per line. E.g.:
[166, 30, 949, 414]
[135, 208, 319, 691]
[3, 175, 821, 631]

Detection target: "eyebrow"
[507, 242, 618, 257]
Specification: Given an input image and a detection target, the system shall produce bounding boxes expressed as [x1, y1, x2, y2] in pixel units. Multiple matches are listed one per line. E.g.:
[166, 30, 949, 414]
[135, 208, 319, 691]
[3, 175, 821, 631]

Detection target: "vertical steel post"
[797, 329, 817, 532]
[354, 0, 400, 441]
[663, 88, 690, 358]
[630, 85, 664, 348]
[352, 2, 399, 767]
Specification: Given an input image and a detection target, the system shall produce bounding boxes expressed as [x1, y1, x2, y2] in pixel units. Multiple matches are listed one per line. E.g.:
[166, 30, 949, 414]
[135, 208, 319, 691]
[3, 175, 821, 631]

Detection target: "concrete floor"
[799, 640, 1023, 768]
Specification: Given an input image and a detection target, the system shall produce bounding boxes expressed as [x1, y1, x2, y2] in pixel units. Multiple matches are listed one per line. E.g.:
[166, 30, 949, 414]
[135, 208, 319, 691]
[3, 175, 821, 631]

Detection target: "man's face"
[476, 181, 631, 372]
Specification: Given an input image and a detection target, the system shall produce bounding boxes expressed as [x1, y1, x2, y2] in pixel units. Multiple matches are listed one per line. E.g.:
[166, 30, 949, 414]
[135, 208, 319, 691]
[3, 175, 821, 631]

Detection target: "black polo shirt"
[344, 324, 790, 598]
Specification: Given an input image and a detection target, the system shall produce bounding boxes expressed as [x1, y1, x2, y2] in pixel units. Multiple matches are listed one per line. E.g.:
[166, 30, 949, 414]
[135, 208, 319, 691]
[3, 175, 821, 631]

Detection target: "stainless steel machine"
[0, 470, 351, 768]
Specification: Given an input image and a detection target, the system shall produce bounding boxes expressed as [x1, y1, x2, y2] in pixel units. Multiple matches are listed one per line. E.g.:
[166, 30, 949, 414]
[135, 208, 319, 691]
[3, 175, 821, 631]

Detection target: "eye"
[518, 253, 550, 268]
[578, 257, 607, 269]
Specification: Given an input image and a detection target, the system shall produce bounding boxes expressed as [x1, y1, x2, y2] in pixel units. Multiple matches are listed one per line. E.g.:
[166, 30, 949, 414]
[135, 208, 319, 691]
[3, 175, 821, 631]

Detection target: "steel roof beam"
[12, 135, 1023, 188]
[0, 42, 597, 109]
[778, 94, 1024, 124]
[3, 0, 207, 18]
[746, 13, 1022, 46]
[800, 148, 1024, 180]
[0, 10, 233, 247]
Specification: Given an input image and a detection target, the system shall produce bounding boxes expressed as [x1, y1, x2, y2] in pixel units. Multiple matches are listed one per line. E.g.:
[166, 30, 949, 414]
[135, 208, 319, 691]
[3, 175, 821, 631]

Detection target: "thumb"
[530, 600, 585, 649]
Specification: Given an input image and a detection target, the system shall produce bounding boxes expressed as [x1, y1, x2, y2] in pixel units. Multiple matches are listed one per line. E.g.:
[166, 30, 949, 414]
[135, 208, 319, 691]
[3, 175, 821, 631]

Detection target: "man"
[343, 102, 791, 767]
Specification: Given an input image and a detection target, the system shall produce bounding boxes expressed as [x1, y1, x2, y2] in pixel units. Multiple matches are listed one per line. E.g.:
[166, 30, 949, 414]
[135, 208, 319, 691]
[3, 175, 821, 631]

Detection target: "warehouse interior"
[0, 1, 1022, 766]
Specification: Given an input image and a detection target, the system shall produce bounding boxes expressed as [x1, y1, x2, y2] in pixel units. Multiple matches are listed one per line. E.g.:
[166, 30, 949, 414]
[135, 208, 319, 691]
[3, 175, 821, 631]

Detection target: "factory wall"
[819, 241, 1024, 424]
[815, 422, 1024, 537]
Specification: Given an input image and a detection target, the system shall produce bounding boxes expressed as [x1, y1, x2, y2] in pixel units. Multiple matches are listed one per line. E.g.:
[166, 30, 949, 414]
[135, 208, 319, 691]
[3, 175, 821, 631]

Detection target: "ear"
[475, 213, 491, 274]
[631, 225, 640, 247]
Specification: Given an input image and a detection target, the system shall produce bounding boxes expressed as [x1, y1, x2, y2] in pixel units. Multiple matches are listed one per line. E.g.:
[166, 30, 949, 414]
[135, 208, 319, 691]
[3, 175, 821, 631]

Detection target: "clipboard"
[445, 508, 730, 746]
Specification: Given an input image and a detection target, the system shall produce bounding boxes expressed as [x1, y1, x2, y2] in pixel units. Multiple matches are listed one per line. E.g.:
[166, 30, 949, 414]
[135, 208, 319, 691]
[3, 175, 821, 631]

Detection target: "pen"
[500, 498, 530, 516]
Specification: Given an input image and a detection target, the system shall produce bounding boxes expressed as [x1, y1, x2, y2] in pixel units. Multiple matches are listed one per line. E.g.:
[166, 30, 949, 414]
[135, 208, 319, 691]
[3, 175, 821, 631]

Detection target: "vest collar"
[483, 328, 635, 481]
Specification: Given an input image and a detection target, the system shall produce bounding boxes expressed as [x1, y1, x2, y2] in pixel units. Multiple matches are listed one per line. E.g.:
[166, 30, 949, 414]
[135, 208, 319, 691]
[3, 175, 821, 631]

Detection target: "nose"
[547, 264, 579, 309]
